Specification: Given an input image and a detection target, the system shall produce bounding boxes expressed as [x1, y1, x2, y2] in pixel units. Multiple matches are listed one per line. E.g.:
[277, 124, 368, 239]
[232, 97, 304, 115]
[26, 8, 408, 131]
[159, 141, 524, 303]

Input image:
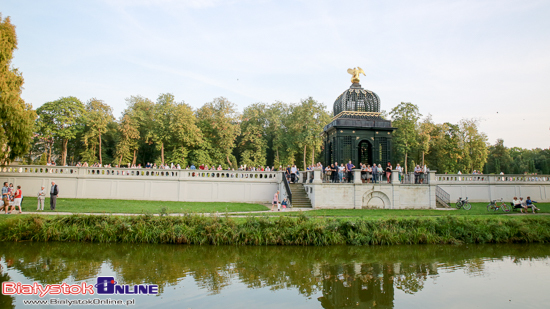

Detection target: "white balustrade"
[0, 165, 279, 182]
[435, 174, 550, 183]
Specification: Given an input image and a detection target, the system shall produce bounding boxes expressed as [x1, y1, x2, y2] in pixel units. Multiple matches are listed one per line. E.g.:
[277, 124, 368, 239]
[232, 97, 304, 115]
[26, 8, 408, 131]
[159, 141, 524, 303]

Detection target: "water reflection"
[1, 243, 549, 308]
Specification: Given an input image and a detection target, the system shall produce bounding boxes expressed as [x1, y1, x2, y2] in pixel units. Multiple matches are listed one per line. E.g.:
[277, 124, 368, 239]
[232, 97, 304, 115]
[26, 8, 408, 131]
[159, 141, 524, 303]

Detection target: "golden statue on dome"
[347, 67, 365, 83]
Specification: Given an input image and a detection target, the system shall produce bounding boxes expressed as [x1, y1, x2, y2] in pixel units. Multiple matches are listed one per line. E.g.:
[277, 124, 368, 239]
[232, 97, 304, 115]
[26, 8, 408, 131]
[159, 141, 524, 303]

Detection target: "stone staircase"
[289, 183, 312, 209]
[436, 186, 451, 208]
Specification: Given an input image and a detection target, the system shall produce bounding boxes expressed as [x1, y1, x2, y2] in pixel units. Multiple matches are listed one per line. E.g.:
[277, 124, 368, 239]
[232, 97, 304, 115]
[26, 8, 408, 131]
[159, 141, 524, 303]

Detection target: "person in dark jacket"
[50, 181, 59, 210]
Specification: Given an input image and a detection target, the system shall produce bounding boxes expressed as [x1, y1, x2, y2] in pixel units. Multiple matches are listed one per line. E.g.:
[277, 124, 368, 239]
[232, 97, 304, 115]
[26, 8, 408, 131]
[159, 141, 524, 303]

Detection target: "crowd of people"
[0, 181, 59, 214]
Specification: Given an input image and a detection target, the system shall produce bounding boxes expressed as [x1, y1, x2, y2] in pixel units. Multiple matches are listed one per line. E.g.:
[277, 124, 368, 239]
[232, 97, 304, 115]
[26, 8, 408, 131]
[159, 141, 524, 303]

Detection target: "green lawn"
[234, 202, 550, 217]
[14, 198, 268, 214]
[5, 198, 549, 217]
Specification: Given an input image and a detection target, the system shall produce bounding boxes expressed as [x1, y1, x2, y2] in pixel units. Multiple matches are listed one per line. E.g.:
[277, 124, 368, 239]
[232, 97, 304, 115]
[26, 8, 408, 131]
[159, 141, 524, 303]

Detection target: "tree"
[196, 97, 241, 168]
[485, 139, 512, 174]
[148, 93, 176, 166]
[115, 114, 139, 166]
[36, 97, 85, 166]
[83, 98, 114, 165]
[418, 115, 436, 167]
[123, 95, 154, 165]
[167, 102, 203, 166]
[265, 102, 290, 167]
[239, 103, 268, 167]
[0, 14, 36, 164]
[390, 102, 421, 173]
[425, 122, 461, 173]
[457, 119, 488, 173]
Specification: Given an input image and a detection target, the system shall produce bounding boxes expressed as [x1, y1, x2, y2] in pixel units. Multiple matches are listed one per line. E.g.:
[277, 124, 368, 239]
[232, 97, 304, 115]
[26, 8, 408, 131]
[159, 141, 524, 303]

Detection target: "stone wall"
[435, 174, 550, 203]
[0, 166, 280, 204]
[3, 166, 547, 208]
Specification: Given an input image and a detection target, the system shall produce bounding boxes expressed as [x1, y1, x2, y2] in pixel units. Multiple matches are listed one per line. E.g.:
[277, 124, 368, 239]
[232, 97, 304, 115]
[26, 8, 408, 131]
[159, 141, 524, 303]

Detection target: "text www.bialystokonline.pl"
[22, 298, 135, 306]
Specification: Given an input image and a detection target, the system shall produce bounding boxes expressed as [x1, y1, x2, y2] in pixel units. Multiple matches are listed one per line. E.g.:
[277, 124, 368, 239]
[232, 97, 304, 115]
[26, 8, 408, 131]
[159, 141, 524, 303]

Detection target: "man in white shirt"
[290, 165, 298, 183]
[37, 186, 46, 210]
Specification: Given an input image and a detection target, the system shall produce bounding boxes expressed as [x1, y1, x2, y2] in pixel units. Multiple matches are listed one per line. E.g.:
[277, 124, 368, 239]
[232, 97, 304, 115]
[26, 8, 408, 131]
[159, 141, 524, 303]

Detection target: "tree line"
[389, 102, 490, 174]
[27, 95, 330, 170]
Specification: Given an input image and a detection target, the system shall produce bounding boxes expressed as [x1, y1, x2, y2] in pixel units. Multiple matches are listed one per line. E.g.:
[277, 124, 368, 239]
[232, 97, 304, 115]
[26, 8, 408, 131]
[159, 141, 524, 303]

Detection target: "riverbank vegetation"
[1, 214, 550, 245]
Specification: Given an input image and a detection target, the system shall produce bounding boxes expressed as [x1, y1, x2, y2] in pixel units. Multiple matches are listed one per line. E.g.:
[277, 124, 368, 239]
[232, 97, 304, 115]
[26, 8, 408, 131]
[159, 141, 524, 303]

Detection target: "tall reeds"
[1, 214, 550, 245]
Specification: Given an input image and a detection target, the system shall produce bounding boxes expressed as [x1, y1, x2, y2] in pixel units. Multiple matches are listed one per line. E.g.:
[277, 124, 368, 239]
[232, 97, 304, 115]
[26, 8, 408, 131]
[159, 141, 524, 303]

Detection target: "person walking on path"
[37, 186, 46, 210]
[10, 185, 23, 214]
[346, 160, 355, 183]
[272, 190, 279, 211]
[1, 182, 10, 214]
[50, 181, 59, 210]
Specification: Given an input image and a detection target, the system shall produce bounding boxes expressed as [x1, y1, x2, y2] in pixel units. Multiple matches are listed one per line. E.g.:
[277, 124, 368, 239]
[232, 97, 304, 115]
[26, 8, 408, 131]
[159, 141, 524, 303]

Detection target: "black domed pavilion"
[323, 70, 396, 167]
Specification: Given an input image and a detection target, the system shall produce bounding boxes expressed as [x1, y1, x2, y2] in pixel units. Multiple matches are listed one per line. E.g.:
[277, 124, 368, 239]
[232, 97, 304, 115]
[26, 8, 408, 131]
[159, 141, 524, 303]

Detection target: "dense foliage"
[0, 15, 36, 164]
[2, 214, 550, 245]
[26, 94, 331, 169]
[390, 102, 490, 174]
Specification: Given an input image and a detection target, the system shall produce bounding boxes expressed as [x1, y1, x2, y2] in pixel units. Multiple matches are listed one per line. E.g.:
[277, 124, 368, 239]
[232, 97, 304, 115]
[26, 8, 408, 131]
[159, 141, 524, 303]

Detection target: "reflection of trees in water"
[0, 242, 103, 284]
[0, 242, 549, 305]
[0, 267, 15, 309]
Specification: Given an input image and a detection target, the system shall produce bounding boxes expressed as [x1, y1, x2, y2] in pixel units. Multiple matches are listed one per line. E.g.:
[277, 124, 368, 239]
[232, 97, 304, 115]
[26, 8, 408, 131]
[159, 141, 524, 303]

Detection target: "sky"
[3, 0, 550, 149]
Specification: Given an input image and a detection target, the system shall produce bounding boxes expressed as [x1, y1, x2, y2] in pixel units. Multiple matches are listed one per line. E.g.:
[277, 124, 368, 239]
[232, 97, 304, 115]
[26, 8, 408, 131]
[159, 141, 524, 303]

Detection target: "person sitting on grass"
[281, 198, 288, 211]
[525, 196, 540, 213]
[512, 197, 526, 213]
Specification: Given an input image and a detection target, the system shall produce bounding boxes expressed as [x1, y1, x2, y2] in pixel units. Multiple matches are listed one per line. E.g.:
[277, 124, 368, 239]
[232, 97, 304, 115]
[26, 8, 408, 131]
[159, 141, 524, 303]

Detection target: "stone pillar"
[78, 166, 87, 176]
[428, 170, 436, 184]
[313, 169, 322, 184]
[353, 169, 362, 184]
[392, 170, 400, 185]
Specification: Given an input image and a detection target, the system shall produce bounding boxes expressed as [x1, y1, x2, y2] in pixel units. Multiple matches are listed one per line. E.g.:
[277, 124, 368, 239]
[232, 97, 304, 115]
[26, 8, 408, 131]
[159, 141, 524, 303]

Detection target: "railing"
[1, 166, 78, 175]
[186, 171, 278, 180]
[0, 165, 279, 182]
[282, 172, 292, 204]
[399, 172, 430, 185]
[436, 186, 450, 208]
[435, 174, 550, 183]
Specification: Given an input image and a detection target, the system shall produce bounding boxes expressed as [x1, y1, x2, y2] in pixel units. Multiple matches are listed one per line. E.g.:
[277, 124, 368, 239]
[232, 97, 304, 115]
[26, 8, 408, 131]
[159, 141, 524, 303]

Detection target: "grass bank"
[2, 214, 550, 245]
[18, 198, 267, 214]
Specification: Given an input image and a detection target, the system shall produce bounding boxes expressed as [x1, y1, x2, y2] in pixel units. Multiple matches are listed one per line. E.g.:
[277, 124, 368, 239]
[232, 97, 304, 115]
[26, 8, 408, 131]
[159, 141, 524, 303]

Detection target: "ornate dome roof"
[333, 83, 380, 116]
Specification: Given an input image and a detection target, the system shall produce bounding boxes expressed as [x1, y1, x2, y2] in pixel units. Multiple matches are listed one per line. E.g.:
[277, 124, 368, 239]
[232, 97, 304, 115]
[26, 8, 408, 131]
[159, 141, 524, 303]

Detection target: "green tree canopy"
[0, 14, 35, 164]
[36, 96, 85, 166]
[390, 102, 421, 173]
[197, 97, 241, 168]
[82, 98, 114, 165]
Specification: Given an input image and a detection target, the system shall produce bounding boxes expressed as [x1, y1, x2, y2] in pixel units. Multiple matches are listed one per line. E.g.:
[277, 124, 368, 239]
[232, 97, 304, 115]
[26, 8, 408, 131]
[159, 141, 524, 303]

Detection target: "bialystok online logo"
[2, 276, 158, 297]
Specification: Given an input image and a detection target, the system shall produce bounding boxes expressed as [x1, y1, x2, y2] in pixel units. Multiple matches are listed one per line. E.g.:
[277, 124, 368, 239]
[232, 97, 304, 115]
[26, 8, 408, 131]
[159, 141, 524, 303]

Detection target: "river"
[1, 242, 549, 308]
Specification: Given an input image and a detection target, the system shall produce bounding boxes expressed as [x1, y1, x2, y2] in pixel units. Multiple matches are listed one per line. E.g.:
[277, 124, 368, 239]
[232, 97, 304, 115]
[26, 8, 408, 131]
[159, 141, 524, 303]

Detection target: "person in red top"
[10, 185, 23, 214]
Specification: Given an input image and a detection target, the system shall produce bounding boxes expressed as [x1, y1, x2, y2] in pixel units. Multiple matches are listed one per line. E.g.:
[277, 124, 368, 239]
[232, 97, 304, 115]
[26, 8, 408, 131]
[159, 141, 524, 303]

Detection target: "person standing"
[420, 164, 427, 184]
[1, 182, 9, 214]
[414, 165, 421, 184]
[338, 163, 345, 183]
[346, 160, 355, 183]
[11, 185, 23, 214]
[50, 181, 59, 210]
[37, 186, 46, 210]
[396, 163, 403, 183]
[290, 165, 298, 183]
[272, 190, 279, 211]
[372, 163, 378, 184]
[386, 162, 393, 184]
